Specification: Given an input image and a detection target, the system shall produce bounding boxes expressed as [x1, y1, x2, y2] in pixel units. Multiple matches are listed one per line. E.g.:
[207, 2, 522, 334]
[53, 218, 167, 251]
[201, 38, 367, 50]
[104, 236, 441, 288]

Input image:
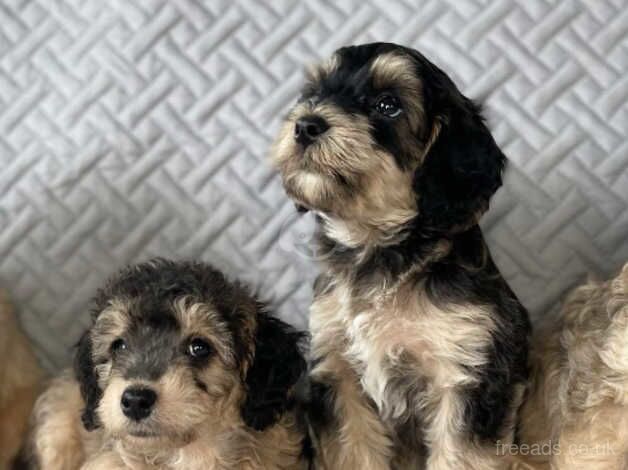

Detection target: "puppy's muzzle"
[121, 386, 157, 421]
[294, 115, 328, 147]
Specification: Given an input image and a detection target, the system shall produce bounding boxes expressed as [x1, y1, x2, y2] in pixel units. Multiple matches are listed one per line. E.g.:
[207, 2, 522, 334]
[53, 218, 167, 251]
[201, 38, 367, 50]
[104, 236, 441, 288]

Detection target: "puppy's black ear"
[74, 331, 102, 431]
[414, 60, 505, 232]
[241, 309, 306, 431]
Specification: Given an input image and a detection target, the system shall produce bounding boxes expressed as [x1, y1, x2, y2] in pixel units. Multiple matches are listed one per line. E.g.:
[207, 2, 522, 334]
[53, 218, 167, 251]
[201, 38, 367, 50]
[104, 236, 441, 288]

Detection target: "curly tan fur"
[518, 263, 628, 469]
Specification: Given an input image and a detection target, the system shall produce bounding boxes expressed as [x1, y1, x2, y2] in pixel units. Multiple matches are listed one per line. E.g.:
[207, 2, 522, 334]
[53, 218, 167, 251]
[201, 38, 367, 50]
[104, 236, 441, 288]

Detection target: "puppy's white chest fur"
[310, 280, 495, 421]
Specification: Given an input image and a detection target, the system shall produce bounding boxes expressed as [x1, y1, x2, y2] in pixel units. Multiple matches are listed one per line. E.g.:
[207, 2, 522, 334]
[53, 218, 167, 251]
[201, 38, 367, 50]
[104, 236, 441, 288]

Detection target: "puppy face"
[271, 42, 505, 235]
[91, 297, 239, 447]
[74, 259, 305, 449]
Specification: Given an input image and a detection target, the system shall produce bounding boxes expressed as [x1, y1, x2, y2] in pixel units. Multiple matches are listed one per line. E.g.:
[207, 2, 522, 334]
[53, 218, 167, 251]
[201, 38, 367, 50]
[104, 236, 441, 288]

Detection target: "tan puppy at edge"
[516, 263, 628, 469]
[0, 290, 43, 470]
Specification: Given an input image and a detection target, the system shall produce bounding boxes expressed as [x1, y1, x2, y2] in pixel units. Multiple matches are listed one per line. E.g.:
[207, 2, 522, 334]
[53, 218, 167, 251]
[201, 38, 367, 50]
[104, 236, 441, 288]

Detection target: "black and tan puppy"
[271, 43, 531, 469]
[16, 259, 307, 470]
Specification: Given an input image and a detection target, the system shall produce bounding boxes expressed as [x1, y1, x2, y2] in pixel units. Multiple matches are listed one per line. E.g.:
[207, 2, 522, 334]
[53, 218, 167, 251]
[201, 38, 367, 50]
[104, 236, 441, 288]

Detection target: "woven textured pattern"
[1, 0, 626, 370]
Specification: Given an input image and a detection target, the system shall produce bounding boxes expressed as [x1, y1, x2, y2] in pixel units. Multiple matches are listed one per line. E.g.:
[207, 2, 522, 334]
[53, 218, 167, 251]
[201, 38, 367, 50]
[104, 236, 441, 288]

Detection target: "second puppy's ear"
[74, 331, 102, 431]
[413, 60, 505, 232]
[241, 310, 306, 431]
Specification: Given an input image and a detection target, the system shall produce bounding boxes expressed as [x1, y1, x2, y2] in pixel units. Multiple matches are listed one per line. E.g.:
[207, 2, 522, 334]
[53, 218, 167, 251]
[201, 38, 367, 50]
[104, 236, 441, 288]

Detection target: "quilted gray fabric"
[1, 0, 627, 371]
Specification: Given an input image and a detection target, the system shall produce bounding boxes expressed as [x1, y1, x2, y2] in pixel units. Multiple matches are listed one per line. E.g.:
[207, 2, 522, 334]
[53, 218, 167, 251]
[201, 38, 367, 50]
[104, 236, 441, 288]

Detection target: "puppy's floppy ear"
[413, 59, 505, 232]
[241, 308, 306, 431]
[74, 331, 102, 431]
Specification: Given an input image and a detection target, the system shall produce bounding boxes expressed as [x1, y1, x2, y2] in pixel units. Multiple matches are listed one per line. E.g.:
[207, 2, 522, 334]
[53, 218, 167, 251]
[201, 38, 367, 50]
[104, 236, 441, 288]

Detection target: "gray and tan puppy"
[0, 290, 42, 470]
[518, 263, 628, 469]
[16, 259, 307, 470]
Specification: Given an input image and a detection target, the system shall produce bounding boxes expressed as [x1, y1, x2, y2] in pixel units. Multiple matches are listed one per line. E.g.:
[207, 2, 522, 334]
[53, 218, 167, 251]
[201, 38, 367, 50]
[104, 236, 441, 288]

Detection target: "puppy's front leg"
[311, 354, 393, 470]
[424, 389, 503, 470]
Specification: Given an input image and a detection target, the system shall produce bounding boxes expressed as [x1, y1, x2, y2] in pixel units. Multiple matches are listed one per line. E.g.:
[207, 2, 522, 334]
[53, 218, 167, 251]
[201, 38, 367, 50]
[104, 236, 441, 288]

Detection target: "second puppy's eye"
[110, 339, 127, 353]
[374, 95, 402, 118]
[187, 338, 211, 359]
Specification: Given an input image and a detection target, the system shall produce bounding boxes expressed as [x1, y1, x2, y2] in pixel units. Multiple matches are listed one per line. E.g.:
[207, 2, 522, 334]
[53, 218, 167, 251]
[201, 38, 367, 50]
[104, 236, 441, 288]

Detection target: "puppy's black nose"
[294, 116, 328, 147]
[121, 387, 157, 421]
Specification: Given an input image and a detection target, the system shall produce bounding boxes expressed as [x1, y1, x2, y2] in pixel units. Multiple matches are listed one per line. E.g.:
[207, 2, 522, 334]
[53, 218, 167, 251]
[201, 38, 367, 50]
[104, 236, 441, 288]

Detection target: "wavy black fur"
[241, 309, 307, 430]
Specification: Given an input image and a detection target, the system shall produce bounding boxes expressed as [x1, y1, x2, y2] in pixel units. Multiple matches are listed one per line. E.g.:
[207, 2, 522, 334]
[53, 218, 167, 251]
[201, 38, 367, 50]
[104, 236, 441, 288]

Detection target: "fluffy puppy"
[0, 290, 43, 470]
[16, 259, 307, 470]
[271, 42, 531, 469]
[517, 263, 628, 469]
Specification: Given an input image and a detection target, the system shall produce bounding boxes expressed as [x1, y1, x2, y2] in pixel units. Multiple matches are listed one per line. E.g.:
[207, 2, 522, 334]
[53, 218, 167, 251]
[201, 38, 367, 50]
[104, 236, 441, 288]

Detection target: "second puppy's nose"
[294, 116, 328, 147]
[121, 387, 157, 421]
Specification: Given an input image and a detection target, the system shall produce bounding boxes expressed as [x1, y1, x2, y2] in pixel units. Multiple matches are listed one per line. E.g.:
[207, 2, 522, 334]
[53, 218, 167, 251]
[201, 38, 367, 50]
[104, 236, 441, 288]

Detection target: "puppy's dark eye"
[110, 339, 127, 353]
[187, 338, 212, 359]
[374, 95, 402, 118]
